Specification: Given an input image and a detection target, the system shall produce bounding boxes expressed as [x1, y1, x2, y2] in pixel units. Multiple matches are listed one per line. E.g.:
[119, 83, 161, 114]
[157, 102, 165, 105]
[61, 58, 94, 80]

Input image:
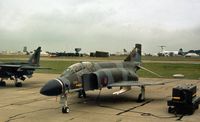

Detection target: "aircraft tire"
[78, 91, 82, 98]
[82, 90, 86, 98]
[15, 82, 22, 87]
[195, 104, 199, 109]
[137, 93, 144, 102]
[62, 106, 69, 113]
[168, 107, 173, 113]
[0, 81, 6, 87]
[78, 90, 86, 98]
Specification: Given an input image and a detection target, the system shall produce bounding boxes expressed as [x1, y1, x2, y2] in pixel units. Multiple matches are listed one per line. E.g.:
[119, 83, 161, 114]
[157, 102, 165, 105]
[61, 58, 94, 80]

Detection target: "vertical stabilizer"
[28, 47, 41, 66]
[124, 44, 141, 62]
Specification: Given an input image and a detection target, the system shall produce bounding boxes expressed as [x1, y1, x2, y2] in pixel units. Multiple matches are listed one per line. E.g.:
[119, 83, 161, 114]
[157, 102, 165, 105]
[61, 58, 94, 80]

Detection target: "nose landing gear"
[60, 93, 69, 113]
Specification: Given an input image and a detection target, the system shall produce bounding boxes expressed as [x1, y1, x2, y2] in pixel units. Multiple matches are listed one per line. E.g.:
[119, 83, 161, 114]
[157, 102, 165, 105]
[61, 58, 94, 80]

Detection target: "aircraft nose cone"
[40, 79, 63, 96]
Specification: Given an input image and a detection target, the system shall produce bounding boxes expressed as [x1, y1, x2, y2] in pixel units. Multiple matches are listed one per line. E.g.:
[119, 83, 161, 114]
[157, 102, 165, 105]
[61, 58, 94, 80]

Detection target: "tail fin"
[28, 47, 41, 66]
[124, 44, 141, 62]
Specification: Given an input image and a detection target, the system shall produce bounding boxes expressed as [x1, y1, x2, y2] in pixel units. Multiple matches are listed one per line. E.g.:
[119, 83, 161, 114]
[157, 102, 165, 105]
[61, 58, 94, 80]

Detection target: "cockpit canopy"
[61, 62, 93, 77]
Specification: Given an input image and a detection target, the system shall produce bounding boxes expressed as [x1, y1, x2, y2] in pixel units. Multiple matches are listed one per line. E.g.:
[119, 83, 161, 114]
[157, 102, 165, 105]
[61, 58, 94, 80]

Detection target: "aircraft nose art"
[40, 79, 63, 96]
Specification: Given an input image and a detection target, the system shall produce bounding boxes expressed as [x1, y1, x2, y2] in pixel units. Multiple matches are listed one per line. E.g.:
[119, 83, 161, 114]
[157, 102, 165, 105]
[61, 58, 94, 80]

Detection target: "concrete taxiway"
[0, 73, 200, 122]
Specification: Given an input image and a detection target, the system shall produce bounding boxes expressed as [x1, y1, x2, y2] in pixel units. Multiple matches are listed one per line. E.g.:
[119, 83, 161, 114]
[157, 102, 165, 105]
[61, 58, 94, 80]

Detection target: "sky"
[0, 0, 200, 54]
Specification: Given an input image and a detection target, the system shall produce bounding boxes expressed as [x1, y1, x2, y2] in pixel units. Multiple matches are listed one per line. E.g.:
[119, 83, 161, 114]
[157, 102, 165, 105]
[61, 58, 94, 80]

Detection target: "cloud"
[0, 0, 200, 53]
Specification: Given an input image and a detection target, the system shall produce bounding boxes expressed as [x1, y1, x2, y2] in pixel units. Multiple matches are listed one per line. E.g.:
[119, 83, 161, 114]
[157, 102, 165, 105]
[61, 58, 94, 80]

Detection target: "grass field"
[1, 55, 200, 79]
[137, 63, 200, 79]
[1, 54, 200, 61]
[37, 60, 200, 79]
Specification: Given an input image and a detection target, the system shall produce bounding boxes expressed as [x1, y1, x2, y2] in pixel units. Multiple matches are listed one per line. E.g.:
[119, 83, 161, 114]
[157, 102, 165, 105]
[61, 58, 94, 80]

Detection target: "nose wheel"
[62, 106, 70, 113]
[60, 93, 70, 113]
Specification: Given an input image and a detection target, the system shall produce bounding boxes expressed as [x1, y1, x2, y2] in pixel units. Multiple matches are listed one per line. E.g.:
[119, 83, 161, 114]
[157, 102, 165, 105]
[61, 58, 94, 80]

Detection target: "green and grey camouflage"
[40, 44, 164, 113]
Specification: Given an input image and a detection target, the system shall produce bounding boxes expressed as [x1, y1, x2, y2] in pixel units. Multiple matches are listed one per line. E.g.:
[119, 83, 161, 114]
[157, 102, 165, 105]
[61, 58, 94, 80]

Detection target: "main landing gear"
[15, 82, 22, 87]
[78, 90, 86, 98]
[0, 77, 23, 87]
[14, 78, 22, 87]
[137, 85, 145, 102]
[0, 80, 6, 87]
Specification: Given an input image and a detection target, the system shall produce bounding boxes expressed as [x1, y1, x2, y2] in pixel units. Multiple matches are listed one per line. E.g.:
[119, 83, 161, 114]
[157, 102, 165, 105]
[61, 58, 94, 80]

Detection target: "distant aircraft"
[0, 47, 42, 87]
[158, 46, 183, 56]
[40, 44, 165, 113]
[185, 53, 199, 57]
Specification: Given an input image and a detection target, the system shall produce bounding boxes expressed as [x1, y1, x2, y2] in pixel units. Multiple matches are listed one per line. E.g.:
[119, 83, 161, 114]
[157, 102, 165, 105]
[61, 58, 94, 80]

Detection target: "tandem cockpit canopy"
[61, 62, 93, 77]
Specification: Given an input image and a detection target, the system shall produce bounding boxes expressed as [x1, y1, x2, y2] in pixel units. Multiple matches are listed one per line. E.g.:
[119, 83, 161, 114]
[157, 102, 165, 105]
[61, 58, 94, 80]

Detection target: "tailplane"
[124, 44, 141, 62]
[28, 47, 41, 66]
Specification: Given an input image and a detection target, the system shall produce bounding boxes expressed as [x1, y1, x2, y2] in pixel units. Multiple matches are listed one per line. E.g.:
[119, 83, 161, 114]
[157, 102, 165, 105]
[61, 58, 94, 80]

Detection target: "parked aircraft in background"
[157, 46, 184, 56]
[0, 47, 42, 87]
[185, 53, 199, 57]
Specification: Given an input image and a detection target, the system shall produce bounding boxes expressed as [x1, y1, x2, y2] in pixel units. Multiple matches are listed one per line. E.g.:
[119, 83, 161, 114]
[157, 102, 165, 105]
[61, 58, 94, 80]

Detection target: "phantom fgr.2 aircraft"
[0, 47, 42, 87]
[40, 44, 165, 113]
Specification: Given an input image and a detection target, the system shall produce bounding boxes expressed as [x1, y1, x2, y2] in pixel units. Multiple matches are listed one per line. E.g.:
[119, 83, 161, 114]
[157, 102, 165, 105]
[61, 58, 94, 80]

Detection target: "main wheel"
[78, 91, 82, 98]
[195, 104, 199, 109]
[0, 81, 6, 87]
[187, 107, 194, 115]
[15, 82, 22, 87]
[137, 93, 144, 102]
[168, 107, 173, 113]
[62, 106, 69, 113]
[82, 90, 86, 98]
[78, 90, 86, 98]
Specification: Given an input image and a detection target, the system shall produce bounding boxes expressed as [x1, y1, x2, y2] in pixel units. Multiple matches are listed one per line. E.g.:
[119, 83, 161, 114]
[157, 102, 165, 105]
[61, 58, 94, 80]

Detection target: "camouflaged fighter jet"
[40, 44, 164, 113]
[0, 47, 42, 87]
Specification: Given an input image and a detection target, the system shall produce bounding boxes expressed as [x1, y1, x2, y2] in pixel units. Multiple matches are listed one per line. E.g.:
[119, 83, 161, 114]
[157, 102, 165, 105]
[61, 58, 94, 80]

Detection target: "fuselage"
[40, 44, 142, 97]
[40, 44, 147, 113]
[57, 61, 139, 90]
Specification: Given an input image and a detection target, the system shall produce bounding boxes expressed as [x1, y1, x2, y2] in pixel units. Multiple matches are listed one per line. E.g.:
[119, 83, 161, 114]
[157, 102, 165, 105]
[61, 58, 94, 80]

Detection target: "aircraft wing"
[0, 65, 37, 70]
[0, 65, 51, 70]
[107, 81, 165, 87]
[20, 66, 51, 70]
[0, 65, 21, 71]
[0, 64, 21, 68]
